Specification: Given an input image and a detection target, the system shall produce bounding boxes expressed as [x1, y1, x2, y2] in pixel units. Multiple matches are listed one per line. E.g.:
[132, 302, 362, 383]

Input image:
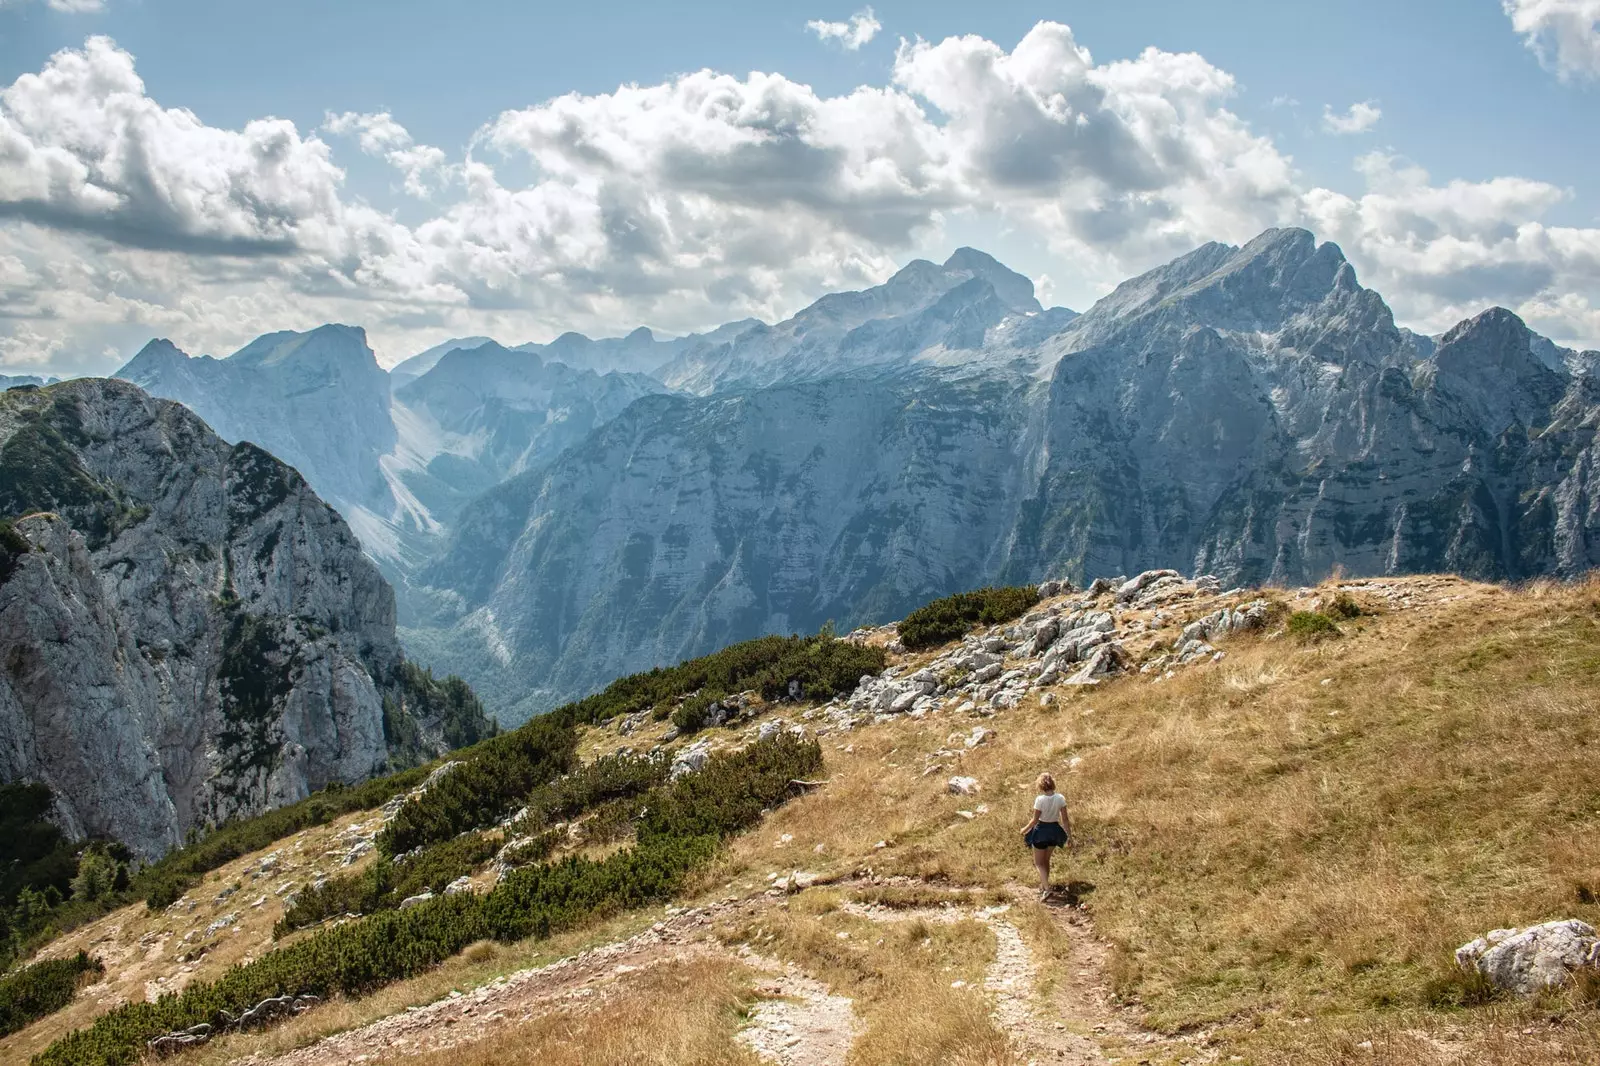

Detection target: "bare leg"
[1033, 847, 1051, 898]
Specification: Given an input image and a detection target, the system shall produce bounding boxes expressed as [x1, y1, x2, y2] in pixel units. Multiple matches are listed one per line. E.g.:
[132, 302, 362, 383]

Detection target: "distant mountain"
[0, 379, 490, 859]
[117, 325, 396, 521]
[654, 247, 1066, 394]
[390, 336, 495, 388]
[1, 374, 59, 389]
[386, 341, 667, 532]
[513, 321, 762, 377]
[117, 328, 667, 573]
[409, 229, 1600, 721]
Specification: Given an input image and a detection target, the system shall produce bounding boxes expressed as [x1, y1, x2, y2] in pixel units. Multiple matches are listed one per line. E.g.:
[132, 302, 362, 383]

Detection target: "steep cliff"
[0, 379, 480, 860]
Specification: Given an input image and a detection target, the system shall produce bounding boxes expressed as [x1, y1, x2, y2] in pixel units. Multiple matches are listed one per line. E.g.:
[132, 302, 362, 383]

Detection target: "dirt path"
[244, 902, 758, 1066]
[840, 892, 1205, 1065]
[736, 947, 861, 1066]
[242, 879, 1200, 1066]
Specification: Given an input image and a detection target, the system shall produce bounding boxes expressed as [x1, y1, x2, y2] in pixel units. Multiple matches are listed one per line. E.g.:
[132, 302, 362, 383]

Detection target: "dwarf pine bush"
[0, 951, 102, 1038]
[898, 585, 1041, 650]
[37, 735, 822, 1066]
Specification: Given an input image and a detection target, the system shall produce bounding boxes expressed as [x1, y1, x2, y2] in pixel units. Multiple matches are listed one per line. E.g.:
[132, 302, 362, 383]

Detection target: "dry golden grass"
[723, 575, 1600, 1062]
[180, 907, 672, 1065]
[14, 574, 1600, 1066]
[373, 956, 761, 1066]
[724, 890, 1019, 1066]
[0, 807, 382, 1064]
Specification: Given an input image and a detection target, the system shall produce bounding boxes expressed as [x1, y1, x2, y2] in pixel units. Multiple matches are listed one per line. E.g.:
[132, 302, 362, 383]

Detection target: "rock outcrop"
[0, 379, 457, 859]
[1456, 920, 1600, 995]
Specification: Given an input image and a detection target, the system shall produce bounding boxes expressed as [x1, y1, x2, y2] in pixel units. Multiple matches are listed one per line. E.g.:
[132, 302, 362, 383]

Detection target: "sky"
[0, 0, 1597, 374]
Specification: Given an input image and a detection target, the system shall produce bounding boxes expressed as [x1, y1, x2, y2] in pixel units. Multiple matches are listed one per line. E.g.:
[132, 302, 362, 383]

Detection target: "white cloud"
[2, 23, 1600, 375]
[324, 110, 448, 197]
[1322, 100, 1381, 134]
[807, 8, 881, 50]
[0, 0, 106, 12]
[1504, 0, 1600, 81]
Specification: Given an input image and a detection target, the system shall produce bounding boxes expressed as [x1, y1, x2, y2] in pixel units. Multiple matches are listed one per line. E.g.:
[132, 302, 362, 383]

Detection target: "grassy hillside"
[6, 573, 1600, 1065]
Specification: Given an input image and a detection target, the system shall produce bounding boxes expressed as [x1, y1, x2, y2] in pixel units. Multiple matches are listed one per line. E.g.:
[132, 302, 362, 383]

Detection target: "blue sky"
[1, 0, 1598, 373]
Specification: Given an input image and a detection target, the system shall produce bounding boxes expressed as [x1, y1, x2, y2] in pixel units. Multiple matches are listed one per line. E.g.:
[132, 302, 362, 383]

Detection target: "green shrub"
[898, 585, 1041, 650]
[547, 633, 884, 730]
[1287, 611, 1342, 642]
[276, 830, 503, 936]
[497, 830, 563, 870]
[36, 736, 821, 1066]
[0, 950, 102, 1038]
[376, 718, 576, 858]
[1327, 593, 1364, 620]
[520, 752, 668, 830]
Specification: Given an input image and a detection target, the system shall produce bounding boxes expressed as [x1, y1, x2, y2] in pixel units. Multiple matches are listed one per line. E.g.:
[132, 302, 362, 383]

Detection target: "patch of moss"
[0, 518, 30, 584]
[215, 612, 294, 783]
[226, 442, 294, 534]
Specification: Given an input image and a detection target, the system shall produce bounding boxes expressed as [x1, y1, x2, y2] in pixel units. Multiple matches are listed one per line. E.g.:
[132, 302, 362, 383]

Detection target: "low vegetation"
[546, 631, 886, 730]
[376, 718, 577, 857]
[1286, 609, 1342, 641]
[380, 631, 880, 855]
[897, 585, 1040, 650]
[0, 952, 102, 1039]
[36, 735, 821, 1066]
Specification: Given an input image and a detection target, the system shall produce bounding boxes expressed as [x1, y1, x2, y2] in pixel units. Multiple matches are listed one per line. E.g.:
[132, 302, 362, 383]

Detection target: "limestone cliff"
[0, 379, 475, 860]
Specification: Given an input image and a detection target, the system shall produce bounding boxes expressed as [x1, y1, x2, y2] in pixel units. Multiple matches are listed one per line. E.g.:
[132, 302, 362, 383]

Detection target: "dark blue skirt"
[1026, 821, 1069, 849]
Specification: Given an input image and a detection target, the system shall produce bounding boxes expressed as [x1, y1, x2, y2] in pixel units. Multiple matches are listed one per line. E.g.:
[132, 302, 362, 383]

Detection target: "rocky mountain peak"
[942, 247, 1042, 313]
[390, 336, 496, 386]
[228, 323, 384, 380]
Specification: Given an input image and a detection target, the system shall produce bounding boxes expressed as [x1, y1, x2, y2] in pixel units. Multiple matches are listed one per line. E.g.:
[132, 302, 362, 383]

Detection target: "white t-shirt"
[1034, 792, 1067, 823]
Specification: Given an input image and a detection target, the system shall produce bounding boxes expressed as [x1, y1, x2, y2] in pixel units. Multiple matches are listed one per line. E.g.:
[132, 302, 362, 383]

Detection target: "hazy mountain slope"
[410, 371, 1041, 719]
[654, 248, 1060, 395]
[389, 337, 494, 388]
[116, 325, 397, 516]
[384, 342, 667, 537]
[410, 229, 1600, 721]
[0, 379, 478, 859]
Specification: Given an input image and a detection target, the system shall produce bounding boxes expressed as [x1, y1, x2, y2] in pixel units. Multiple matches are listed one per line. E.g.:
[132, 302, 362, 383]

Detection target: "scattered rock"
[399, 891, 435, 910]
[1456, 920, 1600, 994]
[947, 776, 981, 796]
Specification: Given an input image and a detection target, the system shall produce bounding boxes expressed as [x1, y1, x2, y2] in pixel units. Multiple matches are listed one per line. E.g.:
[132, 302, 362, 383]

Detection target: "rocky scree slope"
[0, 379, 464, 861]
[411, 229, 1600, 721]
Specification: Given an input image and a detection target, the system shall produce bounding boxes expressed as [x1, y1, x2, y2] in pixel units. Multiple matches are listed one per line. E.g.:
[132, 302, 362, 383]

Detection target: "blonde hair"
[1036, 772, 1055, 793]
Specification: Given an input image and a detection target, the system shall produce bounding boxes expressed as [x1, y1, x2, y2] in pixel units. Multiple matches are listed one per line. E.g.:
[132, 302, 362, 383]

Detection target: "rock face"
[410, 229, 1600, 720]
[1456, 920, 1600, 994]
[0, 379, 449, 859]
[410, 371, 1039, 719]
[654, 247, 1060, 395]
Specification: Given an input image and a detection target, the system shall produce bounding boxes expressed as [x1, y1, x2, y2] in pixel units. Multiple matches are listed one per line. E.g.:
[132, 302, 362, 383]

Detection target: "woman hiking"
[1020, 771, 1072, 900]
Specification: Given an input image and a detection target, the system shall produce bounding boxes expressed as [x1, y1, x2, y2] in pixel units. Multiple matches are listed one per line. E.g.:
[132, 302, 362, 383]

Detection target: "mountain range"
[107, 229, 1600, 721]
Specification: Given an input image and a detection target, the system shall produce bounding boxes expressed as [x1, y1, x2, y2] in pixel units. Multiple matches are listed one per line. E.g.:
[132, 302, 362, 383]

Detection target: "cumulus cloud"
[324, 110, 448, 197]
[1504, 0, 1600, 81]
[2, 22, 1600, 374]
[807, 8, 881, 50]
[0, 36, 352, 255]
[1322, 100, 1381, 134]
